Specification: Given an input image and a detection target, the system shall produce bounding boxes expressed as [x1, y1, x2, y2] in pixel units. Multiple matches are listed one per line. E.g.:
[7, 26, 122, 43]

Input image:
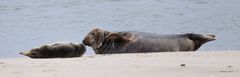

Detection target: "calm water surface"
[1, 0, 240, 58]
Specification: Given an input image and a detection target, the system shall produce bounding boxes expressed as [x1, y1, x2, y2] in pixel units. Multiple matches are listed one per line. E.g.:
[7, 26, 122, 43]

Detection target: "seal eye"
[91, 32, 95, 36]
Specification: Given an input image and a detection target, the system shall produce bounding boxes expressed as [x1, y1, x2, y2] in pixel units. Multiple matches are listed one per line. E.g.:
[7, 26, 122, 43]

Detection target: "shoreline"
[1, 51, 240, 77]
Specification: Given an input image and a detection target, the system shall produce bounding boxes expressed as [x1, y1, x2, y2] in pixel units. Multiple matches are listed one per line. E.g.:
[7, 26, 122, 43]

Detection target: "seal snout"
[82, 39, 92, 46]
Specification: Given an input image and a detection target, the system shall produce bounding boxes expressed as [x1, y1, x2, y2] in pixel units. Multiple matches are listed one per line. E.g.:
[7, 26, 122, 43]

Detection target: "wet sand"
[0, 51, 240, 77]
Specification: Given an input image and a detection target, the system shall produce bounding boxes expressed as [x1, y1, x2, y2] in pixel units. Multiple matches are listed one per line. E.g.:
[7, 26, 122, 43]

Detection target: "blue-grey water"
[1, 0, 240, 58]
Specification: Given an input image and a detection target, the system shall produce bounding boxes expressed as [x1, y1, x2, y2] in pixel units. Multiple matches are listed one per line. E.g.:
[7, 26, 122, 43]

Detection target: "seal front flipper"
[20, 42, 86, 59]
[106, 33, 135, 43]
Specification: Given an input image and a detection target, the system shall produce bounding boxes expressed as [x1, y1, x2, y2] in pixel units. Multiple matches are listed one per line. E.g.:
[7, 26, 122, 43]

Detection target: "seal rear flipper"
[205, 34, 216, 41]
[187, 33, 216, 42]
[19, 51, 29, 56]
[19, 50, 38, 58]
[186, 33, 216, 51]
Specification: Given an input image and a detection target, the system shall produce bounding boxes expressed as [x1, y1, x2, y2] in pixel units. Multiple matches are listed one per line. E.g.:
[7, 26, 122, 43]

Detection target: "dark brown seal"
[19, 42, 86, 58]
[82, 28, 216, 54]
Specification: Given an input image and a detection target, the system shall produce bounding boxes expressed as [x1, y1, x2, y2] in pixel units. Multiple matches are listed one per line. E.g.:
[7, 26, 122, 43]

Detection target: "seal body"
[83, 28, 216, 54]
[20, 42, 86, 58]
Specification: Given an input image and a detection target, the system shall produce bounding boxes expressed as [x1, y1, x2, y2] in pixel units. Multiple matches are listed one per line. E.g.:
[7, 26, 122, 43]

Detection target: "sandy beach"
[0, 51, 239, 77]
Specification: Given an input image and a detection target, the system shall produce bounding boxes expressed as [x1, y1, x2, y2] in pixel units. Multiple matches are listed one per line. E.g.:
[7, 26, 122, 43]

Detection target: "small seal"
[19, 42, 86, 58]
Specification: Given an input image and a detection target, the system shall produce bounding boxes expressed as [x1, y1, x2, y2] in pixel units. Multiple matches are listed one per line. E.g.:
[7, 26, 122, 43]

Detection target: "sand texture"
[1, 51, 240, 77]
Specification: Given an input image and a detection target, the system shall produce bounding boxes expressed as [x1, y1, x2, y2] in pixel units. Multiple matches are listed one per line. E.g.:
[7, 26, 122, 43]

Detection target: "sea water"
[1, 0, 240, 58]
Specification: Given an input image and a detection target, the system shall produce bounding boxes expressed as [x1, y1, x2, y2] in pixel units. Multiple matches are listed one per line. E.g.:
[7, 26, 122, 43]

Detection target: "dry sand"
[0, 51, 240, 77]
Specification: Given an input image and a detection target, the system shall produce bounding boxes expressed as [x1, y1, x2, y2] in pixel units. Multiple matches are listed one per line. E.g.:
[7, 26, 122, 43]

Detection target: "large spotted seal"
[19, 42, 86, 58]
[82, 28, 216, 54]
